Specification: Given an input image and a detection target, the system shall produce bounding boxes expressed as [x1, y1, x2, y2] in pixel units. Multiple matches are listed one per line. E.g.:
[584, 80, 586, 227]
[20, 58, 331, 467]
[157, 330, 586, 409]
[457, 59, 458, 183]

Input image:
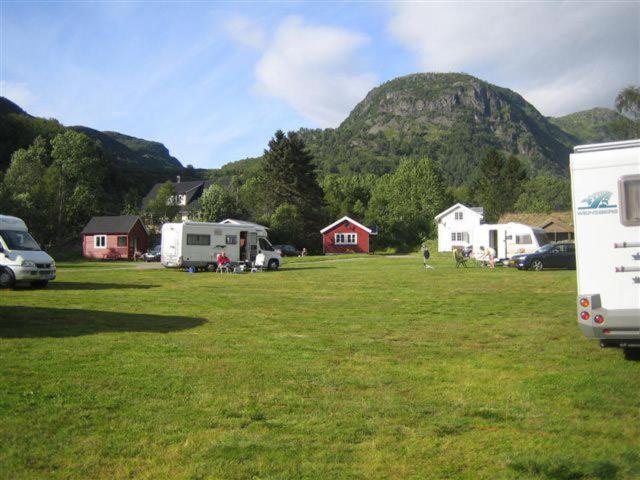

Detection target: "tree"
[144, 181, 179, 225]
[514, 174, 571, 213]
[195, 184, 239, 222]
[612, 85, 640, 139]
[1, 137, 49, 240]
[260, 130, 326, 247]
[322, 174, 377, 219]
[269, 203, 305, 245]
[366, 158, 449, 249]
[472, 149, 527, 222]
[45, 131, 106, 245]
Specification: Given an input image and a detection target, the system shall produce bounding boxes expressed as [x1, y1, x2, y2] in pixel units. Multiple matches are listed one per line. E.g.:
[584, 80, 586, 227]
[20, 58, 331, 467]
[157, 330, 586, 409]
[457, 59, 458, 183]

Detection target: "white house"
[435, 203, 484, 252]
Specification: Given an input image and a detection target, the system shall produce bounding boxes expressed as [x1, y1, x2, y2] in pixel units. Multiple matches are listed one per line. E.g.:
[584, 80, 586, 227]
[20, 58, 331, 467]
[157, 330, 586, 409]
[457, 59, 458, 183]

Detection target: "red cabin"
[320, 216, 375, 254]
[81, 215, 149, 260]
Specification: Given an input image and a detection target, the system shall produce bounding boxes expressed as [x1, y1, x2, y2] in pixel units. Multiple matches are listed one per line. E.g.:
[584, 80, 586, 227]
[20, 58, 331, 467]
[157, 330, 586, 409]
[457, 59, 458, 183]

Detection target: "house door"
[132, 237, 138, 258]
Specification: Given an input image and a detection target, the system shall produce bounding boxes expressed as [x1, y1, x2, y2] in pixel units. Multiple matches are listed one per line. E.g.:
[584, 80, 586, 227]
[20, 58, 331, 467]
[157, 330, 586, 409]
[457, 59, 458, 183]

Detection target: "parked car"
[508, 242, 576, 271]
[142, 245, 161, 262]
[273, 244, 299, 257]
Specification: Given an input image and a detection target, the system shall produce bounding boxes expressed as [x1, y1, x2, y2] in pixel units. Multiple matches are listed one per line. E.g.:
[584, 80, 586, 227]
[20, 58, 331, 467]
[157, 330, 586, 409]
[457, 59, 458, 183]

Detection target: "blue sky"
[2, 1, 638, 169]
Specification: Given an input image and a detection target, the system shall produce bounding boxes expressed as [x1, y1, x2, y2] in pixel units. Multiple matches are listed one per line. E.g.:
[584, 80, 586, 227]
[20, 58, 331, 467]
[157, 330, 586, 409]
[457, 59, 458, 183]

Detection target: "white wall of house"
[436, 204, 484, 252]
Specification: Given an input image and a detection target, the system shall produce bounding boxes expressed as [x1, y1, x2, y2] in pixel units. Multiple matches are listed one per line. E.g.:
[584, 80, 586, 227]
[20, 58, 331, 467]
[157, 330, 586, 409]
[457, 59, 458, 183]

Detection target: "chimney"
[176, 175, 181, 183]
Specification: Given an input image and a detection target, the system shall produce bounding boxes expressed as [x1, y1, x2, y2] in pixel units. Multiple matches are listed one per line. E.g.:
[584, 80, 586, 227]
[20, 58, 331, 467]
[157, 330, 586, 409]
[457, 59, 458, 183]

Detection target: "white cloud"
[388, 2, 639, 116]
[0, 80, 36, 109]
[224, 15, 266, 50]
[252, 16, 377, 127]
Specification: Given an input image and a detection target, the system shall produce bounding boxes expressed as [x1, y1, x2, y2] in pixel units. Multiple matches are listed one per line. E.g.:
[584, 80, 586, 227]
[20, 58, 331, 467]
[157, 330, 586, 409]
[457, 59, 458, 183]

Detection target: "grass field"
[1, 253, 639, 479]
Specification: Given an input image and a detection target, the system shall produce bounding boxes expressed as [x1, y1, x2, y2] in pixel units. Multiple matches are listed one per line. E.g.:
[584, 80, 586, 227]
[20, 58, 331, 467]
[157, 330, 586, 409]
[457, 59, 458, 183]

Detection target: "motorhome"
[161, 221, 282, 270]
[0, 214, 56, 288]
[472, 222, 549, 260]
[570, 139, 640, 358]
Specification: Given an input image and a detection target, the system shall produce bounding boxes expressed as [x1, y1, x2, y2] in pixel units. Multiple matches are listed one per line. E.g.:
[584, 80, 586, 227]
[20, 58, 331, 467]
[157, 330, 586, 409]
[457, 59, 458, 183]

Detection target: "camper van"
[0, 214, 56, 288]
[473, 222, 549, 261]
[161, 221, 282, 270]
[570, 139, 640, 358]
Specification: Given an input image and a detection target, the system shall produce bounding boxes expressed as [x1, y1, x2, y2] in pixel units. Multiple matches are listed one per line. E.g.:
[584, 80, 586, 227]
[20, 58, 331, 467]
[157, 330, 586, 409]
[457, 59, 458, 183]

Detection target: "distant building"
[142, 177, 213, 221]
[81, 215, 148, 260]
[498, 211, 574, 242]
[320, 216, 376, 254]
[435, 203, 484, 252]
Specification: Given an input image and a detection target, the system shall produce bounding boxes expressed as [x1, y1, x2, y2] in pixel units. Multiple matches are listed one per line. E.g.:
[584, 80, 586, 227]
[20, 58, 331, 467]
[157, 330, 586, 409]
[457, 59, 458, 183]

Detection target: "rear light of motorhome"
[603, 329, 611, 335]
[580, 298, 590, 308]
[580, 311, 590, 321]
[594, 314, 605, 325]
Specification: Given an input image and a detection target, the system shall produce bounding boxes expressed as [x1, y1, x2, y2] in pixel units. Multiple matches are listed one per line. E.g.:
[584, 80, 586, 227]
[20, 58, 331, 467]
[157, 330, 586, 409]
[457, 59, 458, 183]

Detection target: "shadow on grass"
[0, 306, 206, 338]
[14, 282, 158, 291]
[279, 266, 335, 271]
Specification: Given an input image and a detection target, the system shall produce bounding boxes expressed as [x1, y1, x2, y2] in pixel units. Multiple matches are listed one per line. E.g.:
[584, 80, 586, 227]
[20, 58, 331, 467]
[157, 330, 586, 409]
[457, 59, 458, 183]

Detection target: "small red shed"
[81, 215, 149, 260]
[320, 216, 374, 254]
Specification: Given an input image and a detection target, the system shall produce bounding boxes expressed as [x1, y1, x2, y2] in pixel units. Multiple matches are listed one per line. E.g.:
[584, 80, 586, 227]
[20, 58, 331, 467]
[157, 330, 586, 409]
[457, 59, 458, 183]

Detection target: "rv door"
[248, 232, 258, 262]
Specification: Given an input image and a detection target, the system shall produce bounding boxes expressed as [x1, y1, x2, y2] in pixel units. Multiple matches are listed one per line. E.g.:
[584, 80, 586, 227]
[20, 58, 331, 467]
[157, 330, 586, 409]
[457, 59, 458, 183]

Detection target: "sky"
[1, 1, 638, 169]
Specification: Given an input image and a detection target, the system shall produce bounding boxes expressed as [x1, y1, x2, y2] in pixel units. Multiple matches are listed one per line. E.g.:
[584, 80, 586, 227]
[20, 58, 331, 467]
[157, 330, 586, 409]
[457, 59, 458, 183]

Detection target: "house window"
[451, 232, 468, 242]
[455, 211, 464, 220]
[186, 234, 210, 246]
[117, 236, 127, 247]
[335, 232, 357, 245]
[516, 234, 532, 244]
[94, 235, 106, 248]
[225, 235, 237, 245]
[619, 174, 640, 226]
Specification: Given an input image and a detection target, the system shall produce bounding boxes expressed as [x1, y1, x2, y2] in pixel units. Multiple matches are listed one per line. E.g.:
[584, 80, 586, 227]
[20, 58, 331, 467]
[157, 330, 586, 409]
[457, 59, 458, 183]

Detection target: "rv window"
[214, 229, 223, 236]
[117, 236, 127, 247]
[534, 232, 550, 246]
[94, 235, 107, 248]
[515, 234, 532, 245]
[225, 235, 237, 245]
[0, 230, 41, 251]
[259, 238, 273, 251]
[619, 175, 640, 226]
[186, 234, 210, 246]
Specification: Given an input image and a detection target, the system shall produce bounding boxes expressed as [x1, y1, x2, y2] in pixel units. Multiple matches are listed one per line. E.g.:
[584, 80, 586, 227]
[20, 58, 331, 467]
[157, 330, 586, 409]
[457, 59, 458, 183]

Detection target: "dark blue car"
[508, 242, 576, 271]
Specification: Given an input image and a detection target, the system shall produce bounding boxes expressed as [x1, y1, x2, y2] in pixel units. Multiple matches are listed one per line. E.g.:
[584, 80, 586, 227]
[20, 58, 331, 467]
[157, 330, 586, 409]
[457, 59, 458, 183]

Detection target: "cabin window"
[186, 234, 210, 246]
[515, 234, 532, 245]
[454, 211, 464, 220]
[117, 236, 127, 247]
[225, 235, 237, 245]
[94, 235, 106, 248]
[335, 233, 357, 245]
[619, 174, 640, 226]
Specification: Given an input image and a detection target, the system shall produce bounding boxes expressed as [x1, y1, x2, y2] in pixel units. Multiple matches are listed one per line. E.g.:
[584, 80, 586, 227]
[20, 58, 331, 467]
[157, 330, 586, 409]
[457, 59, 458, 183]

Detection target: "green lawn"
[1, 253, 638, 479]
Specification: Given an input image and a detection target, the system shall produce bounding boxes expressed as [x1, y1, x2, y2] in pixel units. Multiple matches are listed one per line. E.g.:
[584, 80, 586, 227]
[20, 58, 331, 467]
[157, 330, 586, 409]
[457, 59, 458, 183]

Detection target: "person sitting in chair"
[216, 251, 231, 271]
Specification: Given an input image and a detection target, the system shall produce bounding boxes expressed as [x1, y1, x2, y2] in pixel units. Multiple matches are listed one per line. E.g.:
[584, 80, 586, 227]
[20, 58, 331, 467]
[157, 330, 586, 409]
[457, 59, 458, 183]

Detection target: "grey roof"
[470, 207, 484, 215]
[81, 215, 144, 235]
[142, 180, 214, 210]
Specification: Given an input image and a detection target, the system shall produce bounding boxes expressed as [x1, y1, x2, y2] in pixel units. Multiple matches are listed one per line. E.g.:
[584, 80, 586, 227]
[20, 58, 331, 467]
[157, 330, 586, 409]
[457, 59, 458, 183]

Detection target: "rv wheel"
[531, 260, 544, 271]
[0, 268, 15, 289]
[268, 259, 279, 270]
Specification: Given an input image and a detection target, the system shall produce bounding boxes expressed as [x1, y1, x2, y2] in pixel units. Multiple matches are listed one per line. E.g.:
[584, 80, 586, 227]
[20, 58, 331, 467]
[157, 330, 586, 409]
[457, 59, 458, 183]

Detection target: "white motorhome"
[570, 139, 640, 358]
[161, 221, 282, 270]
[473, 222, 549, 260]
[0, 215, 56, 288]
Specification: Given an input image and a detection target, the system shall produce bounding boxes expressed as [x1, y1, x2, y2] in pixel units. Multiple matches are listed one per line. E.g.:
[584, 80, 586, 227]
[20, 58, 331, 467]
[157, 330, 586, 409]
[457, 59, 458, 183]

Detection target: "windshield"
[0, 230, 42, 251]
[536, 243, 556, 253]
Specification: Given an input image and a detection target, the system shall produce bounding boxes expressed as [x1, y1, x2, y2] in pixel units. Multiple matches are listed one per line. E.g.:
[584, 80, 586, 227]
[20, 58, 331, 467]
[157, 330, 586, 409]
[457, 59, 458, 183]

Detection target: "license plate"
[39, 270, 51, 275]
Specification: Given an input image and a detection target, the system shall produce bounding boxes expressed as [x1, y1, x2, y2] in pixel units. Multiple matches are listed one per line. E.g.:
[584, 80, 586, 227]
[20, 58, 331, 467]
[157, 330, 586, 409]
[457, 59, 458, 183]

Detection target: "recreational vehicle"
[161, 221, 282, 270]
[473, 222, 549, 260]
[0, 214, 56, 288]
[570, 139, 640, 358]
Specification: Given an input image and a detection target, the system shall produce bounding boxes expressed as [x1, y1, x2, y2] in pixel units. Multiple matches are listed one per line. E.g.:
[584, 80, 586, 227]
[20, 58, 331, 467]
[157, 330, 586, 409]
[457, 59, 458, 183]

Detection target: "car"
[142, 245, 161, 262]
[272, 244, 299, 257]
[508, 242, 576, 271]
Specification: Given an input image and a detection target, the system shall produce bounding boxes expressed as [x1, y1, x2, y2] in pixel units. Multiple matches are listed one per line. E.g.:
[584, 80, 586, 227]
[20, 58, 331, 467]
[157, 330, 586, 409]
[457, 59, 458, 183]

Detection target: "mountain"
[549, 107, 636, 144]
[297, 73, 577, 184]
[0, 97, 192, 199]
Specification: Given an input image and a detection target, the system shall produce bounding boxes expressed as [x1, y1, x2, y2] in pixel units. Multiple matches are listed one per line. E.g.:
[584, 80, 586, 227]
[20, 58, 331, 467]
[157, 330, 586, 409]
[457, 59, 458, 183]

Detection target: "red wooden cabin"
[320, 216, 375, 254]
[81, 215, 149, 260]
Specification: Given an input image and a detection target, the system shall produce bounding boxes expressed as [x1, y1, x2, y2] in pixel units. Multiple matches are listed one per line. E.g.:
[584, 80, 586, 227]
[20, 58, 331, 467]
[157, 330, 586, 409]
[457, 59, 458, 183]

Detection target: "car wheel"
[268, 259, 279, 270]
[31, 280, 48, 288]
[0, 268, 15, 289]
[531, 260, 544, 271]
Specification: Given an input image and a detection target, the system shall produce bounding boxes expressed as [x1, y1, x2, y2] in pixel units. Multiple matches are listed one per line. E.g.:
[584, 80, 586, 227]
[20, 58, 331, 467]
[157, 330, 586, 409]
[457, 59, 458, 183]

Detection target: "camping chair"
[453, 248, 468, 268]
[216, 262, 232, 273]
[253, 253, 266, 272]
